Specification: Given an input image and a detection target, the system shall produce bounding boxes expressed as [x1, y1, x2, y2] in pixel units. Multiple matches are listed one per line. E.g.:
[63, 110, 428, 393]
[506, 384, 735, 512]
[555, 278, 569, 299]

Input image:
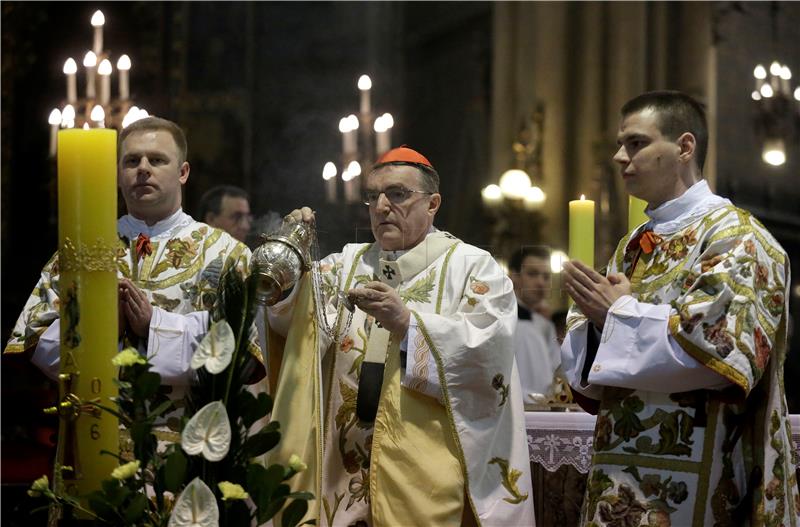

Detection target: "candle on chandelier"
[98, 59, 112, 106]
[322, 161, 337, 203]
[117, 55, 131, 100]
[568, 194, 595, 269]
[339, 114, 358, 155]
[343, 160, 362, 204]
[90, 105, 106, 128]
[83, 51, 97, 99]
[91, 10, 105, 56]
[358, 75, 372, 116]
[374, 113, 394, 155]
[63, 58, 78, 104]
[48, 108, 62, 157]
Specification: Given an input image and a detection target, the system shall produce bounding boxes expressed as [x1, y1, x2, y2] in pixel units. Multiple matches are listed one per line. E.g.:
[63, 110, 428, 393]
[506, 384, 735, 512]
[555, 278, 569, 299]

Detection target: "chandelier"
[46, 10, 147, 157]
[322, 75, 395, 204]
[748, 3, 800, 167]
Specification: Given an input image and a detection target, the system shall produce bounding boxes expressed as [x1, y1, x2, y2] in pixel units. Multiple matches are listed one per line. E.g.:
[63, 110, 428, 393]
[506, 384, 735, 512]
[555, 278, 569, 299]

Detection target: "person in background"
[198, 184, 253, 243]
[509, 246, 563, 404]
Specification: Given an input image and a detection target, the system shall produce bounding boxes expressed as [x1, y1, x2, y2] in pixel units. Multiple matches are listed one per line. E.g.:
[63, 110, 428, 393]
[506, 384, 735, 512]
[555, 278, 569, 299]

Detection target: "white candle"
[91, 11, 105, 56]
[90, 104, 105, 128]
[48, 108, 61, 157]
[374, 113, 394, 155]
[340, 114, 359, 154]
[322, 162, 337, 203]
[84, 51, 97, 99]
[98, 59, 112, 105]
[117, 55, 131, 100]
[63, 58, 78, 104]
[61, 104, 76, 129]
[343, 161, 362, 203]
[358, 75, 372, 116]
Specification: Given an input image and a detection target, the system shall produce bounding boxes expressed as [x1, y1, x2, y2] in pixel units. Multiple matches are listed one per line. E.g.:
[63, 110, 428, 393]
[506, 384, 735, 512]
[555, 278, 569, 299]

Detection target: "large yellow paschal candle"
[57, 129, 118, 499]
[568, 195, 595, 269]
[628, 195, 649, 232]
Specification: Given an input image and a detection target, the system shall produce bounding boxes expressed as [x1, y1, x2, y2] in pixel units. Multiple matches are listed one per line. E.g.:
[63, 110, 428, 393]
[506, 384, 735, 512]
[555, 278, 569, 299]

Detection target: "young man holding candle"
[561, 91, 797, 525]
[265, 146, 534, 526]
[5, 116, 262, 436]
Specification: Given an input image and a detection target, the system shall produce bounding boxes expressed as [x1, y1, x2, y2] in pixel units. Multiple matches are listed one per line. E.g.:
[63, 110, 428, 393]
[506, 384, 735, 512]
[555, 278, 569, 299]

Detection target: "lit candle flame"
[83, 51, 97, 67]
[117, 55, 131, 71]
[91, 10, 105, 27]
[322, 162, 337, 180]
[48, 108, 62, 125]
[580, 194, 586, 200]
[98, 59, 112, 76]
[63, 58, 78, 74]
[90, 104, 105, 122]
[358, 75, 372, 91]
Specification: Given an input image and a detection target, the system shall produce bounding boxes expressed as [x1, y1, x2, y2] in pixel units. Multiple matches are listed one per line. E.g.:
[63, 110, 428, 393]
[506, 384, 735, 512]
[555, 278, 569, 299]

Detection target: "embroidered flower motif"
[679, 312, 703, 334]
[340, 336, 354, 353]
[754, 327, 771, 370]
[346, 469, 369, 510]
[744, 239, 757, 256]
[492, 373, 510, 406]
[647, 510, 671, 527]
[765, 477, 782, 500]
[342, 450, 360, 474]
[320, 263, 333, 273]
[597, 484, 646, 527]
[661, 229, 696, 261]
[702, 315, 734, 358]
[470, 278, 490, 295]
[595, 414, 613, 451]
[755, 263, 770, 288]
[111, 460, 140, 480]
[700, 254, 725, 274]
[165, 238, 198, 268]
[681, 271, 699, 290]
[218, 481, 249, 501]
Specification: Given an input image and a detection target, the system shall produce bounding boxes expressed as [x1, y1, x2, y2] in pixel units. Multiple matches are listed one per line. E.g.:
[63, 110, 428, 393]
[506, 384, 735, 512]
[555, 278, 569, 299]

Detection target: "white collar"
[379, 225, 437, 261]
[117, 209, 195, 241]
[645, 180, 731, 235]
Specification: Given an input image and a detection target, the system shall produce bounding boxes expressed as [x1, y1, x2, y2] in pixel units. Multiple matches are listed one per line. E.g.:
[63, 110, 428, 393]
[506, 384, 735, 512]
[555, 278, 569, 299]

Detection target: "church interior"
[2, 2, 799, 525]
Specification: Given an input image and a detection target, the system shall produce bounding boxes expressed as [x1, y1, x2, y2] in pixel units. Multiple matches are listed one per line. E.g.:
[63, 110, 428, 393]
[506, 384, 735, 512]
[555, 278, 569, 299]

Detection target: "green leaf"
[258, 484, 291, 523]
[286, 491, 315, 500]
[164, 449, 188, 493]
[148, 399, 174, 420]
[244, 429, 281, 458]
[87, 490, 118, 521]
[240, 390, 273, 429]
[249, 464, 286, 521]
[124, 492, 148, 523]
[399, 268, 436, 304]
[282, 499, 309, 527]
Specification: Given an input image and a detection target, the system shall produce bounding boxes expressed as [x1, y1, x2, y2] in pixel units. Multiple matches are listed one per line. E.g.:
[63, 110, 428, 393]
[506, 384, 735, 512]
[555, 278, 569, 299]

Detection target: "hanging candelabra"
[46, 9, 148, 158]
[750, 60, 800, 167]
[322, 74, 395, 204]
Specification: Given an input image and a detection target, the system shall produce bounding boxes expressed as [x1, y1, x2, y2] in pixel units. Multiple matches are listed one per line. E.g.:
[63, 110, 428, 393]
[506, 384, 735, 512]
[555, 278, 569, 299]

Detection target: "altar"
[525, 411, 800, 526]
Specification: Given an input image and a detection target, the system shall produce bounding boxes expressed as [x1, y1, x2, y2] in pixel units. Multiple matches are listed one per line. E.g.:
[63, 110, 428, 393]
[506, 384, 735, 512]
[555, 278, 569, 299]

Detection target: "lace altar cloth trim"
[526, 412, 800, 474]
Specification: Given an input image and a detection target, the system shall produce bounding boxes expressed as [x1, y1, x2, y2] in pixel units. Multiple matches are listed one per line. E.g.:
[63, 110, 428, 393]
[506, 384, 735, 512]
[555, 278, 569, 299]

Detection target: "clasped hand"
[562, 260, 631, 330]
[347, 282, 410, 337]
[119, 277, 152, 339]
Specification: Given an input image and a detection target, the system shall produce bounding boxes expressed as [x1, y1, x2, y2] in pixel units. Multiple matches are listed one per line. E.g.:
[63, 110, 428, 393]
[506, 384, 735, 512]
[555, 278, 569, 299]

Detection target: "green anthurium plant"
[27, 267, 314, 526]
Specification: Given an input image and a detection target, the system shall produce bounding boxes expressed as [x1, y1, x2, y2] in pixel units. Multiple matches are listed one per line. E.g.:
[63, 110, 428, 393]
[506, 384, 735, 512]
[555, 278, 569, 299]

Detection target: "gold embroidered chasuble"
[5, 214, 257, 436]
[266, 231, 534, 527]
[566, 204, 798, 526]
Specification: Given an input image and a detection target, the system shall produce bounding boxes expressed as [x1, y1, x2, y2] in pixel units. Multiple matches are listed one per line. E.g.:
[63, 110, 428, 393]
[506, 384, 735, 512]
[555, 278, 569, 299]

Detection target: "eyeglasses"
[362, 187, 432, 206]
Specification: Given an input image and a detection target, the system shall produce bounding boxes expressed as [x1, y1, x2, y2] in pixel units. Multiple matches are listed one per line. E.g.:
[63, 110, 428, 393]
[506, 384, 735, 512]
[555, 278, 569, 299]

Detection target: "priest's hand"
[347, 281, 410, 337]
[286, 207, 315, 224]
[119, 278, 153, 339]
[563, 261, 631, 330]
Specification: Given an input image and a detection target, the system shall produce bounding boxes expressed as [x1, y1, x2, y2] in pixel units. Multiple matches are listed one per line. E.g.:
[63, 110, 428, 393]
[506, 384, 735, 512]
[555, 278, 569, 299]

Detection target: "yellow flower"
[112, 348, 146, 367]
[218, 481, 249, 501]
[288, 454, 307, 473]
[27, 475, 49, 497]
[111, 460, 140, 480]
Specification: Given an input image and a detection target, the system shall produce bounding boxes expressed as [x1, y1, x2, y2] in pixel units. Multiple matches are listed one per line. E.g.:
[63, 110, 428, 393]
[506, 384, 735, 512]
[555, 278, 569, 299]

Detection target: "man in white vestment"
[561, 91, 798, 526]
[266, 146, 535, 526]
[509, 246, 563, 404]
[5, 116, 261, 436]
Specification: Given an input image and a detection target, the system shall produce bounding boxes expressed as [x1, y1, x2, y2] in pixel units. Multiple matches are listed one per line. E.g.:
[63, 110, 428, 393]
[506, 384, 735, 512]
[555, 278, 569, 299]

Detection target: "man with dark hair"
[266, 146, 534, 526]
[508, 246, 563, 403]
[561, 91, 797, 525]
[6, 116, 262, 437]
[198, 185, 253, 243]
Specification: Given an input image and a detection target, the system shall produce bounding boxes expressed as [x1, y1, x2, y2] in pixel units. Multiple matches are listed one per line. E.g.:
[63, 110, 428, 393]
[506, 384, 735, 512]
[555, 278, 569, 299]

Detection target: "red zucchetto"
[373, 145, 435, 170]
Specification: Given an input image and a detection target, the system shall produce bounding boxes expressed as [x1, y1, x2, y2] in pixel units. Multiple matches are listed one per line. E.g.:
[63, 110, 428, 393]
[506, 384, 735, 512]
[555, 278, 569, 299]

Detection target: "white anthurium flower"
[181, 401, 231, 462]
[168, 477, 219, 527]
[191, 320, 236, 374]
